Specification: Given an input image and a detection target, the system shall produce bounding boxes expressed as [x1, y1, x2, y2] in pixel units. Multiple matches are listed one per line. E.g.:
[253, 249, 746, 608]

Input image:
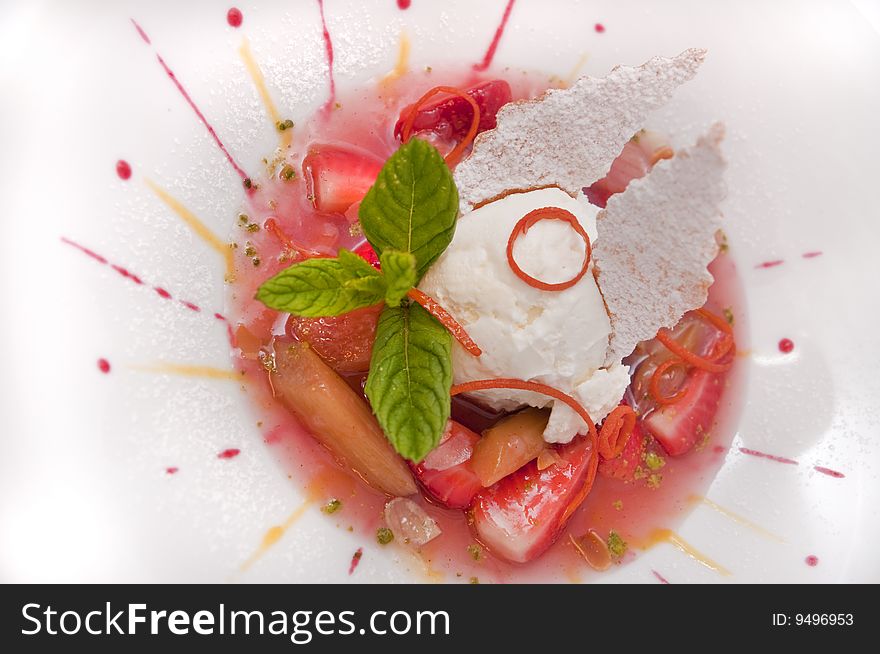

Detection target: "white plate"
[2, 0, 879, 583]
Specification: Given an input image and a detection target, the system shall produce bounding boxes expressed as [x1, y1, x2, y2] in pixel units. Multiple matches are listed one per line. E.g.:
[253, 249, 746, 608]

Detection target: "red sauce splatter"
[116, 160, 132, 180]
[805, 555, 819, 567]
[473, 0, 516, 72]
[802, 251, 823, 259]
[755, 259, 784, 269]
[97, 358, 111, 374]
[397, 0, 411, 8]
[814, 466, 845, 479]
[130, 19, 151, 45]
[652, 569, 670, 584]
[61, 238, 225, 336]
[166, 467, 179, 475]
[739, 447, 799, 466]
[712, 445, 726, 454]
[778, 338, 794, 353]
[227, 7, 243, 27]
[349, 547, 363, 575]
[132, 21, 249, 181]
[317, 0, 336, 113]
[594, 23, 606, 33]
[218, 448, 241, 459]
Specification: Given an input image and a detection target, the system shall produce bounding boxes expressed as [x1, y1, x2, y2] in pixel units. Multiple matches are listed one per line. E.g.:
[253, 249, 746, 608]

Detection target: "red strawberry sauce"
[225, 69, 749, 582]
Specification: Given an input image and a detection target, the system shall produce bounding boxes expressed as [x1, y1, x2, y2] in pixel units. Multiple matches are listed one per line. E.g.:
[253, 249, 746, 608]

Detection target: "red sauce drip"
[116, 160, 132, 180]
[397, 0, 412, 8]
[317, 0, 336, 113]
[218, 448, 241, 459]
[778, 338, 794, 353]
[739, 447, 798, 465]
[805, 555, 819, 567]
[348, 547, 363, 575]
[132, 21, 249, 181]
[755, 259, 784, 269]
[180, 300, 201, 312]
[154, 287, 172, 299]
[130, 19, 151, 44]
[111, 264, 144, 285]
[594, 23, 606, 33]
[814, 466, 845, 479]
[166, 467, 179, 475]
[97, 358, 111, 374]
[652, 569, 670, 584]
[227, 7, 243, 27]
[802, 251, 823, 259]
[473, 0, 516, 72]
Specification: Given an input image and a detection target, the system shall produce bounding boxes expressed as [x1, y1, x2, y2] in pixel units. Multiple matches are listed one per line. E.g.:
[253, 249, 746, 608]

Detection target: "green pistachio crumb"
[607, 530, 627, 558]
[246, 223, 261, 233]
[251, 257, 261, 267]
[723, 308, 735, 325]
[645, 452, 666, 471]
[647, 473, 663, 489]
[466, 544, 482, 561]
[469, 576, 479, 585]
[321, 498, 342, 514]
[275, 119, 294, 132]
[238, 213, 249, 224]
[280, 164, 296, 181]
[376, 527, 394, 545]
[244, 243, 257, 257]
[612, 500, 623, 511]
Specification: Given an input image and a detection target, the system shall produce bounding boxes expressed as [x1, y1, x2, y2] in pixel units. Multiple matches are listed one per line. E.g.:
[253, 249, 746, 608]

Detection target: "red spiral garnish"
[400, 85, 481, 166]
[506, 207, 592, 292]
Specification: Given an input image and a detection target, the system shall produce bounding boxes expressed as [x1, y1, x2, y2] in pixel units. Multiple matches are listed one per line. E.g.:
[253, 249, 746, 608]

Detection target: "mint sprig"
[256, 138, 461, 463]
[359, 138, 459, 280]
[365, 303, 452, 462]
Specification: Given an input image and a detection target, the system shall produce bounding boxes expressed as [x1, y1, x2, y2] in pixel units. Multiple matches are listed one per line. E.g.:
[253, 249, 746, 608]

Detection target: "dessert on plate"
[228, 49, 743, 577]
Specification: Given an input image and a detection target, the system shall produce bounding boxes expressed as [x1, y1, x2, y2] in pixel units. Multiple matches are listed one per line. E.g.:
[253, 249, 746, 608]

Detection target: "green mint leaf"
[365, 302, 452, 462]
[255, 248, 384, 316]
[359, 138, 459, 280]
[379, 250, 417, 308]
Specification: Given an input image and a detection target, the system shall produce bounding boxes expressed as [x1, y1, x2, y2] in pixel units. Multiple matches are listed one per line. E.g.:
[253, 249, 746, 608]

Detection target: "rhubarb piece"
[272, 339, 417, 496]
[470, 407, 549, 487]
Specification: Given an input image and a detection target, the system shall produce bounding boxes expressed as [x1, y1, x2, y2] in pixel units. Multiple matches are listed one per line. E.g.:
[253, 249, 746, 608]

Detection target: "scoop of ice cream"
[418, 187, 628, 443]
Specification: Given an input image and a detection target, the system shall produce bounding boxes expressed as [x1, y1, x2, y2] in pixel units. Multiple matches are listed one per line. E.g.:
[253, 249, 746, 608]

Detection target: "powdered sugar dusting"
[453, 49, 706, 211]
[595, 123, 727, 365]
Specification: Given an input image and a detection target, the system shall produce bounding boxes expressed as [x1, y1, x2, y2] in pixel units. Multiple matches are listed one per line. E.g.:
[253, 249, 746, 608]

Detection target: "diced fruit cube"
[272, 339, 417, 497]
[286, 304, 382, 373]
[412, 421, 483, 509]
[470, 435, 595, 563]
[353, 240, 380, 269]
[393, 80, 513, 142]
[302, 144, 384, 214]
[470, 407, 549, 487]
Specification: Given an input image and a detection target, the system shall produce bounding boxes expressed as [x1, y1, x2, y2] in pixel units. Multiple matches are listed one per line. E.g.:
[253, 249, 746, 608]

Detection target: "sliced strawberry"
[286, 303, 382, 373]
[584, 130, 673, 208]
[412, 421, 483, 509]
[470, 436, 595, 564]
[353, 240, 380, 269]
[598, 419, 646, 481]
[642, 369, 723, 456]
[393, 80, 512, 142]
[302, 144, 383, 215]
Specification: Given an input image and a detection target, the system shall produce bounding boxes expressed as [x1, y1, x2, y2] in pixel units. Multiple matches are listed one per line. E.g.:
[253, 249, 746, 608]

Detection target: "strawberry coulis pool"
[226, 68, 748, 582]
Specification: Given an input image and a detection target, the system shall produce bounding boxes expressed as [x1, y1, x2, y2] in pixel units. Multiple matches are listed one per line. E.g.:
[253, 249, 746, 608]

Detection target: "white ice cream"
[418, 187, 630, 443]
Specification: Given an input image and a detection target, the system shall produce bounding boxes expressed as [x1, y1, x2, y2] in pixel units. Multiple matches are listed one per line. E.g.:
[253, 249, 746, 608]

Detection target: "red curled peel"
[400, 85, 481, 167]
[407, 288, 482, 357]
[656, 308, 735, 373]
[597, 405, 636, 460]
[506, 207, 592, 292]
[649, 358, 691, 405]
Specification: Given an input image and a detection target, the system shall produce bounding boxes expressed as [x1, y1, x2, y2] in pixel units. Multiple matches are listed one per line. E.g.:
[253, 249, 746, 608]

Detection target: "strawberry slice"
[393, 80, 512, 142]
[642, 369, 723, 456]
[286, 303, 382, 373]
[353, 240, 380, 269]
[598, 419, 646, 481]
[302, 144, 383, 215]
[470, 436, 595, 563]
[412, 421, 483, 509]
